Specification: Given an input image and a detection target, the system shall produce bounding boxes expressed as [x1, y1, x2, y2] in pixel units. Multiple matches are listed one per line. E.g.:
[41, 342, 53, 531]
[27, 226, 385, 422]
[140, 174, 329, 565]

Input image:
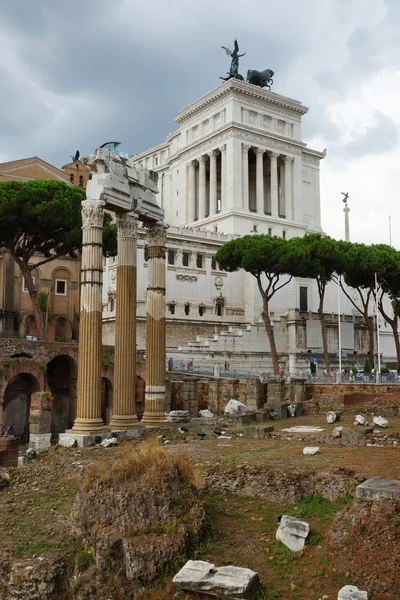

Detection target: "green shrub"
[363, 358, 371, 373]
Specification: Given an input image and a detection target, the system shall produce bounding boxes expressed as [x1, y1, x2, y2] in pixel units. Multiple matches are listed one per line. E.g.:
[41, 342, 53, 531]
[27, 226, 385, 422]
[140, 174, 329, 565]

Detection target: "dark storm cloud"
[345, 111, 398, 157]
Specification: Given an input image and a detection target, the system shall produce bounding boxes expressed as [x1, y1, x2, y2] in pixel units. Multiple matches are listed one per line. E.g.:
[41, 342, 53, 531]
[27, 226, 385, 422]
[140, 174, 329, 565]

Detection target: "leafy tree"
[0, 180, 117, 341]
[375, 245, 400, 366]
[216, 234, 303, 374]
[288, 234, 350, 373]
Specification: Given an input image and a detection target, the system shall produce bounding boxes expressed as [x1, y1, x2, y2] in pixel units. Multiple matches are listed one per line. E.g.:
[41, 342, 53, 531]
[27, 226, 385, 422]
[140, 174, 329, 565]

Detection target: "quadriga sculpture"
[246, 69, 274, 90]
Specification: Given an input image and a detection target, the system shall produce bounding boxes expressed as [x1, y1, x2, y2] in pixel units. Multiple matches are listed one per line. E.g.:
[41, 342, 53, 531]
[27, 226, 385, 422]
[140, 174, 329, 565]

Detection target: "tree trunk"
[261, 295, 279, 374]
[365, 313, 375, 362]
[318, 300, 330, 373]
[392, 322, 400, 366]
[21, 265, 47, 341]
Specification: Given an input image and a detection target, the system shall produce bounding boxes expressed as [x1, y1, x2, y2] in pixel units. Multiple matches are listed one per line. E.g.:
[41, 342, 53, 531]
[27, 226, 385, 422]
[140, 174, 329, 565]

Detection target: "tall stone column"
[72, 199, 105, 433]
[109, 212, 138, 430]
[219, 145, 226, 211]
[242, 144, 250, 210]
[256, 148, 264, 214]
[142, 223, 168, 424]
[208, 150, 217, 215]
[188, 161, 196, 223]
[284, 156, 293, 219]
[270, 152, 279, 218]
[198, 156, 207, 219]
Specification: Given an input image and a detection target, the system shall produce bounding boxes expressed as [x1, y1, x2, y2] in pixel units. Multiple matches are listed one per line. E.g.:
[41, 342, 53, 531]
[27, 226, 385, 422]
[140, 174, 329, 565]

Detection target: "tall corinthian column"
[208, 150, 217, 215]
[270, 152, 279, 218]
[242, 144, 250, 210]
[284, 156, 293, 220]
[219, 145, 226, 211]
[72, 199, 105, 433]
[142, 223, 168, 424]
[188, 161, 196, 223]
[198, 156, 207, 219]
[109, 212, 138, 430]
[256, 148, 264, 214]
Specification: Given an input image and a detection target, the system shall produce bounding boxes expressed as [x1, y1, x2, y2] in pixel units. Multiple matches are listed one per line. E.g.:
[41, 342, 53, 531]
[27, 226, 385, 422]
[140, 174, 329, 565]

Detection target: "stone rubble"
[0, 467, 10, 489]
[224, 399, 248, 415]
[199, 409, 214, 418]
[326, 411, 341, 423]
[303, 446, 320, 455]
[173, 559, 260, 599]
[332, 426, 343, 438]
[58, 437, 77, 448]
[275, 515, 309, 551]
[337, 584, 368, 599]
[355, 415, 368, 426]
[100, 437, 118, 447]
[167, 410, 190, 422]
[372, 415, 388, 428]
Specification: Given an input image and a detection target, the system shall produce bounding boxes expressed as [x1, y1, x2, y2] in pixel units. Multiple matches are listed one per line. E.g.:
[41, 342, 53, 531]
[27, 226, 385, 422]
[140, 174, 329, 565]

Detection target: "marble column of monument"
[188, 160, 196, 223]
[209, 150, 217, 215]
[219, 145, 226, 211]
[256, 148, 264, 214]
[198, 156, 207, 219]
[141, 223, 168, 424]
[109, 212, 138, 430]
[242, 144, 249, 210]
[71, 199, 105, 433]
[270, 152, 279, 218]
[284, 156, 293, 220]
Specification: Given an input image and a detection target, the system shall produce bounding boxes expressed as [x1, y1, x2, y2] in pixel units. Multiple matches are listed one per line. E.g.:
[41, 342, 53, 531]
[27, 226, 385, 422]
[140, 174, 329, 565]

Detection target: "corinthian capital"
[116, 212, 138, 239]
[147, 222, 168, 247]
[81, 199, 104, 228]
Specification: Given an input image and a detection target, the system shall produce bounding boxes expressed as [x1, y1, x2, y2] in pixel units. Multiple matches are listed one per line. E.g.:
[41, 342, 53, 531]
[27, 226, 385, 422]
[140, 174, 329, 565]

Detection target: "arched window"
[79, 175, 84, 187]
[69, 174, 74, 184]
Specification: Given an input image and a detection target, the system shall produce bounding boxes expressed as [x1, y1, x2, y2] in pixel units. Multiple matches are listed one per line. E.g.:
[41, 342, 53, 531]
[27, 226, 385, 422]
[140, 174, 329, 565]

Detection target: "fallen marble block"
[18, 456, 27, 467]
[58, 436, 77, 448]
[337, 584, 368, 599]
[224, 399, 248, 415]
[101, 437, 118, 447]
[303, 446, 320, 455]
[199, 409, 214, 418]
[373, 415, 388, 428]
[167, 410, 190, 422]
[326, 411, 341, 424]
[173, 559, 260, 599]
[288, 403, 297, 417]
[355, 415, 367, 426]
[26, 448, 37, 459]
[332, 426, 343, 438]
[276, 515, 309, 551]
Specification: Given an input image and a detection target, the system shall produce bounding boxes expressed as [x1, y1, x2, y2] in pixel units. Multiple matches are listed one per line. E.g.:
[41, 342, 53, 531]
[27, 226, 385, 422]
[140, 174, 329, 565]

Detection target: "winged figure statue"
[220, 39, 245, 81]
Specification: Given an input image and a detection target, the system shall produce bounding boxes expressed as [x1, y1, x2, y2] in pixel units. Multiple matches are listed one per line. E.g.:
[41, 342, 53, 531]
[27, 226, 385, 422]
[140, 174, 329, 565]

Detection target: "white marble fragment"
[173, 560, 260, 599]
[276, 515, 309, 552]
[101, 437, 118, 447]
[224, 399, 248, 414]
[373, 416, 388, 428]
[199, 409, 214, 418]
[167, 410, 190, 422]
[58, 437, 77, 448]
[355, 415, 367, 426]
[338, 584, 368, 599]
[303, 447, 320, 455]
[326, 411, 340, 423]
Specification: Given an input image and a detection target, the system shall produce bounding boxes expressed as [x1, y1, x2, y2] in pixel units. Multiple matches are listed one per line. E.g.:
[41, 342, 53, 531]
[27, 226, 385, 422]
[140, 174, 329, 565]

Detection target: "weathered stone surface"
[341, 428, 373, 446]
[326, 411, 341, 423]
[337, 584, 368, 599]
[0, 467, 10, 489]
[5, 556, 68, 599]
[373, 415, 388, 428]
[332, 426, 343, 438]
[167, 410, 190, 422]
[356, 477, 400, 502]
[225, 399, 248, 414]
[199, 409, 214, 418]
[276, 515, 309, 551]
[58, 436, 77, 448]
[29, 433, 52, 453]
[100, 437, 118, 447]
[26, 448, 37, 460]
[303, 447, 320, 455]
[173, 560, 260, 599]
[355, 414, 367, 426]
[288, 404, 297, 417]
[242, 425, 273, 439]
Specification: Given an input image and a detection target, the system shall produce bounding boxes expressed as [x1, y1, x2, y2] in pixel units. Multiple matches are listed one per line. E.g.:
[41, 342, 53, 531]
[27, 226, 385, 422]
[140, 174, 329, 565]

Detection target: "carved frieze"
[176, 274, 198, 282]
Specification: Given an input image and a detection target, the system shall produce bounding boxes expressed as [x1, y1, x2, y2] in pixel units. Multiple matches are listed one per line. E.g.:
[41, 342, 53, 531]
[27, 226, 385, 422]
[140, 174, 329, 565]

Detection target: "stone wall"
[304, 383, 400, 416]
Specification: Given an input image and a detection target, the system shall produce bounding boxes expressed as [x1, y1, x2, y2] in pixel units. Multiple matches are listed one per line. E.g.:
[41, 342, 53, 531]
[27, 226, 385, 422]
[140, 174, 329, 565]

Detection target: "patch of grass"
[270, 540, 301, 574]
[290, 493, 352, 522]
[75, 545, 95, 572]
[313, 569, 324, 577]
[306, 532, 323, 545]
[43, 499, 62, 510]
[15, 539, 55, 557]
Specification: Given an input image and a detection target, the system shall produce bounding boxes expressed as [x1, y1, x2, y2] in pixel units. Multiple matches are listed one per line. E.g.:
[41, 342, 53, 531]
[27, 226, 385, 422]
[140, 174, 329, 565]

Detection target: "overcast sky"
[1, 0, 399, 245]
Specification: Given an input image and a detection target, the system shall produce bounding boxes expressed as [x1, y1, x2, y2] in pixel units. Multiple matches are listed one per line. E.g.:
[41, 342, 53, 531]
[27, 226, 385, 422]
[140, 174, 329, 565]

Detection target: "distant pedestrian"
[306, 367, 312, 380]
[279, 367, 284, 377]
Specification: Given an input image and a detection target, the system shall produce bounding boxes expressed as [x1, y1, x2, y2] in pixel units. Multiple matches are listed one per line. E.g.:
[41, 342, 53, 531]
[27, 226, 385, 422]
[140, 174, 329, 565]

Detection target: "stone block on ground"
[242, 425, 274, 440]
[29, 432, 52, 453]
[167, 410, 190, 422]
[356, 476, 400, 502]
[341, 428, 372, 446]
[101, 437, 118, 447]
[373, 415, 388, 428]
[355, 415, 367, 426]
[0, 467, 10, 489]
[326, 411, 341, 424]
[58, 436, 77, 448]
[199, 409, 214, 418]
[303, 447, 320, 455]
[337, 584, 368, 599]
[276, 515, 309, 552]
[332, 426, 343, 438]
[224, 399, 248, 415]
[255, 411, 271, 422]
[173, 559, 260, 599]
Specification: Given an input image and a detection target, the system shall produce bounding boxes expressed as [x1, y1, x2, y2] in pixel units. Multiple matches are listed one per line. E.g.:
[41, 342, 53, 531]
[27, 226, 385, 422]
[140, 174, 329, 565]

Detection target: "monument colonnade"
[71, 200, 168, 435]
[187, 143, 293, 221]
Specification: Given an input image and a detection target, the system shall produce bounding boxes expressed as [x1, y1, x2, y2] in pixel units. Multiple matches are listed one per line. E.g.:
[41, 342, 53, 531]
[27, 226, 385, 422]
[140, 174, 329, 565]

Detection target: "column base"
[142, 386, 167, 424]
[69, 418, 106, 435]
[109, 414, 138, 430]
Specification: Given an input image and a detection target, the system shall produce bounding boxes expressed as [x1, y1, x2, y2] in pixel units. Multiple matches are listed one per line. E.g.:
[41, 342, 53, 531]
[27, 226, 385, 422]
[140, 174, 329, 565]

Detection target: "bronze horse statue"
[246, 69, 274, 90]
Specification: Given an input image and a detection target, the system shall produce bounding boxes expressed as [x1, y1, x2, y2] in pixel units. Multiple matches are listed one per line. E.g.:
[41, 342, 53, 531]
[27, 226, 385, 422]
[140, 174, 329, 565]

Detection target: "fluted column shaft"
[270, 152, 279, 218]
[284, 156, 293, 220]
[209, 150, 217, 215]
[256, 148, 264, 214]
[188, 161, 196, 223]
[72, 199, 105, 433]
[198, 156, 206, 219]
[109, 212, 138, 430]
[142, 223, 168, 424]
[219, 146, 226, 211]
[242, 145, 249, 210]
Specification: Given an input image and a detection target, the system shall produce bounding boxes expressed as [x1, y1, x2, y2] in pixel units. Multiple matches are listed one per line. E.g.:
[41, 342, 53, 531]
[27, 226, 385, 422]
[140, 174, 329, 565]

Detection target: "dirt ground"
[1, 414, 399, 599]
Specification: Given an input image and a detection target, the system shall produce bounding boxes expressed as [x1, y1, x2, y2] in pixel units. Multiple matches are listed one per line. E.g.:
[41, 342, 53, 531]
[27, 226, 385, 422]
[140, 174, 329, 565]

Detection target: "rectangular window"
[282, 230, 286, 239]
[268, 228, 272, 236]
[184, 304, 190, 315]
[299, 286, 308, 312]
[144, 246, 148, 261]
[196, 254, 203, 269]
[22, 276, 35, 293]
[211, 256, 216, 270]
[198, 305, 205, 316]
[216, 303, 223, 316]
[55, 279, 67, 295]
[182, 252, 190, 267]
[168, 303, 175, 315]
[168, 250, 175, 265]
